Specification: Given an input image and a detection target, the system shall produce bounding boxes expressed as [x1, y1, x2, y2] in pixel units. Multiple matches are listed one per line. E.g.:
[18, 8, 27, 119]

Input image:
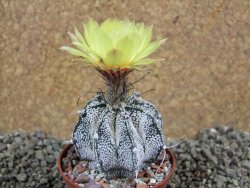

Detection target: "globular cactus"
[61, 19, 166, 179]
[73, 70, 165, 178]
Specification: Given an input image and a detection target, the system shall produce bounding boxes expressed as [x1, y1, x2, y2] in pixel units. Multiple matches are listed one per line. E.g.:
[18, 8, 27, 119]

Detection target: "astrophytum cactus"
[61, 19, 166, 178]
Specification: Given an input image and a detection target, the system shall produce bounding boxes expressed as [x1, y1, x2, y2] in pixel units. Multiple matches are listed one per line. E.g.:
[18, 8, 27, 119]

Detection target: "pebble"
[40, 178, 48, 184]
[241, 160, 250, 169]
[35, 150, 44, 160]
[76, 163, 87, 173]
[84, 181, 102, 188]
[16, 173, 27, 182]
[0, 131, 65, 188]
[149, 178, 156, 184]
[214, 174, 227, 184]
[168, 127, 250, 188]
[75, 174, 90, 183]
[247, 150, 250, 159]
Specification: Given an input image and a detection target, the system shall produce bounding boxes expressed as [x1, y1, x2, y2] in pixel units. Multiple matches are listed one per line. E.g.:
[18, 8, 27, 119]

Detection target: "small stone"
[247, 150, 250, 159]
[145, 169, 154, 178]
[232, 179, 238, 186]
[84, 170, 90, 175]
[230, 143, 238, 150]
[0, 153, 5, 160]
[149, 178, 156, 184]
[37, 140, 44, 146]
[30, 136, 39, 144]
[78, 184, 85, 188]
[31, 161, 39, 168]
[138, 170, 146, 178]
[16, 173, 27, 182]
[151, 163, 159, 170]
[41, 160, 47, 167]
[69, 174, 76, 181]
[202, 179, 206, 184]
[75, 174, 89, 183]
[160, 160, 168, 169]
[19, 132, 29, 138]
[143, 177, 150, 183]
[14, 137, 22, 143]
[241, 160, 250, 168]
[1, 168, 6, 173]
[27, 149, 34, 156]
[35, 150, 44, 160]
[202, 148, 218, 165]
[99, 179, 109, 188]
[46, 155, 54, 163]
[225, 168, 235, 176]
[214, 175, 227, 184]
[54, 151, 60, 158]
[72, 159, 78, 166]
[43, 139, 51, 145]
[40, 178, 48, 184]
[46, 145, 53, 154]
[8, 161, 13, 168]
[34, 131, 46, 139]
[76, 163, 87, 173]
[164, 166, 170, 173]
[95, 173, 105, 181]
[52, 169, 59, 177]
[30, 181, 36, 187]
[184, 161, 190, 169]
[66, 163, 73, 172]
[85, 181, 102, 188]
[239, 168, 248, 176]
[216, 181, 223, 187]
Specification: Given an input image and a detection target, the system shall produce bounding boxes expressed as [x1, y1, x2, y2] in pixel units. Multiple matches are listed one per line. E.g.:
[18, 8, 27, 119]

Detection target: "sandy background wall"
[0, 0, 249, 139]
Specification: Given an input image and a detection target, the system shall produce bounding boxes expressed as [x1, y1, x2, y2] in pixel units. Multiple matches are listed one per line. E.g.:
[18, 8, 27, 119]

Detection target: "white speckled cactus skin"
[72, 92, 165, 178]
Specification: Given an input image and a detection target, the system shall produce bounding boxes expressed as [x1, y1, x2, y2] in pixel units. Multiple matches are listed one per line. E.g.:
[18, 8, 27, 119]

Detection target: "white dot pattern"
[72, 92, 165, 178]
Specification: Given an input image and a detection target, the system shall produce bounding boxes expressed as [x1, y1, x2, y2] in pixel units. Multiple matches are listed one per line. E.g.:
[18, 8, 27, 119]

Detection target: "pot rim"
[58, 144, 176, 188]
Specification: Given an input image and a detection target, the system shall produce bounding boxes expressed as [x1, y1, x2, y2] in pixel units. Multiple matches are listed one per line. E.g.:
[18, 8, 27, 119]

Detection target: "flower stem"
[97, 69, 132, 106]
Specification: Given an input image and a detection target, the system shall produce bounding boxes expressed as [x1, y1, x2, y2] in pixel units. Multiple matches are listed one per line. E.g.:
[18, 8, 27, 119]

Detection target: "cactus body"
[73, 92, 165, 178]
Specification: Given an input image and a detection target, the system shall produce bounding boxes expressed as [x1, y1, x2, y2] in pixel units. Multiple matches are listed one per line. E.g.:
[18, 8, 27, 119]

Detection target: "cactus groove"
[73, 90, 165, 178]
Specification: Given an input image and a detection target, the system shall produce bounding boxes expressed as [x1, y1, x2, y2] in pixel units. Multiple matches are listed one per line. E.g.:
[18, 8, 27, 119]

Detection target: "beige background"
[0, 0, 249, 139]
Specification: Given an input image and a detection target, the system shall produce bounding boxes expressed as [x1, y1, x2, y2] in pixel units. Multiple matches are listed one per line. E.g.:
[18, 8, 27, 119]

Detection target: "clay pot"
[58, 144, 176, 188]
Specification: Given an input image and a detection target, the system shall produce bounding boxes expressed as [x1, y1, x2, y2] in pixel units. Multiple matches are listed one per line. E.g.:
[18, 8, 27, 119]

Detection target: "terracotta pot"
[58, 144, 176, 188]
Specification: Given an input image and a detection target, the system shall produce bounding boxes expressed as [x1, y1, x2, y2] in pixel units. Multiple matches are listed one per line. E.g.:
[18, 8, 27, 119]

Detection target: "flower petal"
[92, 32, 113, 59]
[127, 33, 142, 60]
[116, 36, 133, 63]
[68, 32, 78, 43]
[60, 46, 96, 63]
[62, 19, 165, 70]
[134, 58, 154, 66]
[74, 26, 88, 47]
[134, 39, 166, 61]
[104, 49, 123, 69]
[137, 25, 152, 53]
[83, 19, 99, 47]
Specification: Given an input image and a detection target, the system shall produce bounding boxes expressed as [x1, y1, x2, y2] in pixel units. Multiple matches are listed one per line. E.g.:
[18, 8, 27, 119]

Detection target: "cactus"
[61, 19, 166, 179]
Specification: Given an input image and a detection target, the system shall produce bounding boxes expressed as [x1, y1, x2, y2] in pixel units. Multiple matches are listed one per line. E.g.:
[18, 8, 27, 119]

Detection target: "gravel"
[0, 126, 249, 188]
[0, 131, 65, 188]
[167, 126, 250, 188]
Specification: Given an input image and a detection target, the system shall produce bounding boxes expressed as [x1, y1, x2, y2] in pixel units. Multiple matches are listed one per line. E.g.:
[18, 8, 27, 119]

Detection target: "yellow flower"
[61, 19, 166, 70]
